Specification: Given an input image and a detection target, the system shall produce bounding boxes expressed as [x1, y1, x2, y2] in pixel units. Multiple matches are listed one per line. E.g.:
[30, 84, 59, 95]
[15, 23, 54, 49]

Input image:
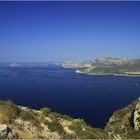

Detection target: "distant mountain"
[62, 57, 140, 76]
[0, 97, 140, 139]
[94, 57, 131, 66]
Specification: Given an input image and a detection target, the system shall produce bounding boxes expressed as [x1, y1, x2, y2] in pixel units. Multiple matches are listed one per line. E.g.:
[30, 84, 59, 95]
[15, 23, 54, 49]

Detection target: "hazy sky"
[0, 1, 140, 62]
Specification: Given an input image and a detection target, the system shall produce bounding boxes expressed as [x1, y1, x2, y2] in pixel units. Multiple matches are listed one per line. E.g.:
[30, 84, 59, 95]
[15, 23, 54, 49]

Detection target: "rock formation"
[0, 124, 16, 138]
[134, 97, 140, 131]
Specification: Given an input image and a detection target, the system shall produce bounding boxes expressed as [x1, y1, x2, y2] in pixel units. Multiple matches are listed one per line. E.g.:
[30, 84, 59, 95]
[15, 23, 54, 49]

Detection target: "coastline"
[76, 70, 140, 77]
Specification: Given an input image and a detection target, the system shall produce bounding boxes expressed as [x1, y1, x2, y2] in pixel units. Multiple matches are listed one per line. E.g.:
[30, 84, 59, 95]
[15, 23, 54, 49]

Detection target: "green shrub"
[70, 118, 85, 130]
[47, 118, 65, 134]
[41, 116, 50, 125]
[0, 100, 21, 123]
[129, 130, 140, 139]
[19, 109, 39, 126]
[69, 118, 108, 139]
[40, 107, 51, 116]
[59, 114, 73, 121]
[61, 132, 77, 139]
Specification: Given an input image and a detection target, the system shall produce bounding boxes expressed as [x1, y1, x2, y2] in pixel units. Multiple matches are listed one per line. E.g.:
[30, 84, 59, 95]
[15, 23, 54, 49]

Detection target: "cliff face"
[134, 98, 140, 131]
[105, 97, 140, 139]
[0, 97, 140, 139]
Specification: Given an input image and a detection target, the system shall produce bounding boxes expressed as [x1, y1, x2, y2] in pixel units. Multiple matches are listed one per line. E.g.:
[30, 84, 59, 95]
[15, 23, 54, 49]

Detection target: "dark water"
[0, 64, 140, 128]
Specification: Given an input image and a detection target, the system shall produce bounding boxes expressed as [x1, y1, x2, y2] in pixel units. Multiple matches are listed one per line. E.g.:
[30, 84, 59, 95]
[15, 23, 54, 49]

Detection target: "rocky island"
[63, 57, 140, 76]
[9, 63, 20, 68]
[0, 97, 140, 139]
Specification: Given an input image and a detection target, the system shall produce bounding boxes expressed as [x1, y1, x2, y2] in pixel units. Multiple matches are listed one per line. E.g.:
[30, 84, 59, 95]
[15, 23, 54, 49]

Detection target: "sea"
[0, 63, 140, 128]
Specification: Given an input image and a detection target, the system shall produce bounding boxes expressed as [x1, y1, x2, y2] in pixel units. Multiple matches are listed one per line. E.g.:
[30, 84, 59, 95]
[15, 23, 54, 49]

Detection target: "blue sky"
[0, 1, 140, 62]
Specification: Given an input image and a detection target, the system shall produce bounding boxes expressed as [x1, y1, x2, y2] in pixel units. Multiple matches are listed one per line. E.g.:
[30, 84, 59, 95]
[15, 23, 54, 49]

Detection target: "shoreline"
[76, 70, 140, 77]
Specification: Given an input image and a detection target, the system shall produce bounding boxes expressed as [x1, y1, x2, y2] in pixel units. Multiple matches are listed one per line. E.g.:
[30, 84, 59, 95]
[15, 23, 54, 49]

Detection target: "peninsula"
[62, 57, 140, 76]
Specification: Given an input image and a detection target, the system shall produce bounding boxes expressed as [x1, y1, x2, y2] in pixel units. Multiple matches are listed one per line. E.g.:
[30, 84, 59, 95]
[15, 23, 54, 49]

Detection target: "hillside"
[0, 100, 107, 139]
[0, 97, 140, 139]
[63, 57, 140, 76]
[105, 97, 140, 139]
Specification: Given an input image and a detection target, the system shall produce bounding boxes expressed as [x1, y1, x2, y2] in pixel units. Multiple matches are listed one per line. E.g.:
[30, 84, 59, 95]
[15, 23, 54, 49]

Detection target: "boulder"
[0, 124, 17, 138]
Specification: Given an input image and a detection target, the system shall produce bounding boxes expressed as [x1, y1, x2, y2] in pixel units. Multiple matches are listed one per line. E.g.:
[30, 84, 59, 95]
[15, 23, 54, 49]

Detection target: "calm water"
[0, 64, 140, 128]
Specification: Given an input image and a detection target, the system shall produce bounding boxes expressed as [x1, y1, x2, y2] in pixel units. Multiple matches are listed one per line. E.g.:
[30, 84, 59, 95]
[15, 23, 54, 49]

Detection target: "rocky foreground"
[0, 97, 140, 139]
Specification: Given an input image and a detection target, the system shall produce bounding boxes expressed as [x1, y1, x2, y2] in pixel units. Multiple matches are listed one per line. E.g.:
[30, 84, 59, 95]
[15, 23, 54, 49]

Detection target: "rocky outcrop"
[105, 98, 140, 139]
[0, 124, 17, 139]
[134, 97, 140, 131]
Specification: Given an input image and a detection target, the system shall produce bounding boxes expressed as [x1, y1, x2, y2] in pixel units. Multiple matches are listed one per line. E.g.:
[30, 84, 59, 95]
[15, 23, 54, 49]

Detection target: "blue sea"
[0, 63, 140, 128]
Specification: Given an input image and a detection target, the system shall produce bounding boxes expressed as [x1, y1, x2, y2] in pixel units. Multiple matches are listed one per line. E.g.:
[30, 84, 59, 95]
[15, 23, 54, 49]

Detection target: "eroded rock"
[0, 124, 17, 138]
[134, 97, 140, 131]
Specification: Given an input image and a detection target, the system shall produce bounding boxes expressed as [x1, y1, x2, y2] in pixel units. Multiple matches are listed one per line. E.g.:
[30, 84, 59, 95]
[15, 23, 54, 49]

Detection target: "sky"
[0, 1, 140, 62]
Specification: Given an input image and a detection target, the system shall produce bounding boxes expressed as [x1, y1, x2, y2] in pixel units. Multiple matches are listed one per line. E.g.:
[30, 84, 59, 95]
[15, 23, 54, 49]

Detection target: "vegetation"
[105, 98, 139, 138]
[89, 65, 140, 75]
[69, 118, 108, 139]
[19, 109, 39, 126]
[47, 118, 65, 134]
[0, 100, 20, 123]
[40, 107, 51, 116]
[0, 97, 140, 139]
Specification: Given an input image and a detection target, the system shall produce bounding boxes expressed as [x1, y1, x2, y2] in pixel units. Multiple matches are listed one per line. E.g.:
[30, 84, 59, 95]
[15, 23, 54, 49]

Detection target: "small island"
[9, 63, 20, 68]
[63, 57, 140, 76]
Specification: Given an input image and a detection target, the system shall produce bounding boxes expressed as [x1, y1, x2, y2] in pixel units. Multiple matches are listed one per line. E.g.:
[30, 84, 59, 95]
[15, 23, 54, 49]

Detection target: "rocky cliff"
[105, 97, 140, 139]
[134, 98, 140, 131]
[0, 97, 140, 139]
